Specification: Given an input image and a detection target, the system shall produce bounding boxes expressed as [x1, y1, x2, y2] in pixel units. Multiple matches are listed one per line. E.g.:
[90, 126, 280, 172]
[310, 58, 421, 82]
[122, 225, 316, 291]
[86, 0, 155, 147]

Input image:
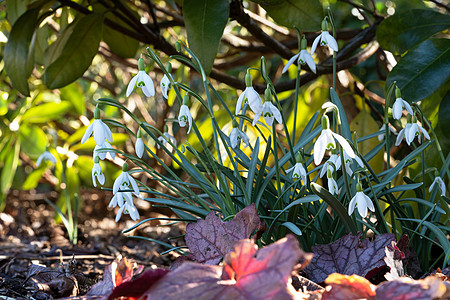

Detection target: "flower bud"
[321, 19, 328, 31]
[138, 58, 145, 71]
[245, 72, 252, 87]
[94, 105, 100, 119]
[137, 127, 142, 138]
[264, 87, 272, 102]
[175, 41, 182, 52]
[395, 87, 401, 99]
[321, 115, 330, 130]
[300, 36, 307, 50]
[122, 162, 128, 172]
[356, 182, 363, 192]
[182, 94, 190, 106]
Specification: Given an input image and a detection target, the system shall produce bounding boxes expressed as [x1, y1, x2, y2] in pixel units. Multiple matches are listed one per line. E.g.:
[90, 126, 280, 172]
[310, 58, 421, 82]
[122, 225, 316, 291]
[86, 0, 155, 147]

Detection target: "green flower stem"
[272, 122, 282, 205]
[365, 171, 390, 233]
[293, 65, 302, 145]
[385, 105, 390, 173]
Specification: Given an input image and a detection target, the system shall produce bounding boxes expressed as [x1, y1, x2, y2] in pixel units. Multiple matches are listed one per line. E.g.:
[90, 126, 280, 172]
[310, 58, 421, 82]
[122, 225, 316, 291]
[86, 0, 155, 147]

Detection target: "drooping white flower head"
[319, 150, 340, 178]
[327, 169, 339, 196]
[36, 149, 56, 167]
[135, 128, 145, 158]
[313, 115, 355, 165]
[253, 88, 283, 127]
[113, 163, 140, 196]
[395, 123, 412, 146]
[282, 37, 316, 74]
[392, 87, 413, 120]
[126, 57, 155, 97]
[115, 198, 140, 222]
[378, 124, 397, 142]
[178, 95, 193, 134]
[157, 125, 177, 149]
[407, 117, 430, 145]
[236, 72, 263, 116]
[429, 175, 446, 196]
[92, 156, 105, 187]
[229, 121, 250, 149]
[348, 182, 375, 217]
[286, 151, 307, 183]
[311, 19, 338, 55]
[81, 106, 113, 146]
[93, 140, 115, 160]
[342, 151, 364, 177]
[160, 62, 173, 100]
[109, 191, 132, 209]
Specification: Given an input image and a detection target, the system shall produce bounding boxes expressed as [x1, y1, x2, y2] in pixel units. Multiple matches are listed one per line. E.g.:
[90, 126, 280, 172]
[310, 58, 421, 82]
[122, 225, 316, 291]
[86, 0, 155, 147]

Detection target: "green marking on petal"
[264, 112, 272, 117]
[326, 143, 335, 150]
[137, 81, 145, 87]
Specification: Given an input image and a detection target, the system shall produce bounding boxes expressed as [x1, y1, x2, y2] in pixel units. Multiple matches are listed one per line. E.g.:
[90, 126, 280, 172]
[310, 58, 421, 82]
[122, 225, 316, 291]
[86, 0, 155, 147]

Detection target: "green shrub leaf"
[43, 13, 104, 89]
[386, 38, 450, 102]
[377, 9, 450, 54]
[19, 125, 47, 157]
[21, 101, 72, 123]
[183, 0, 229, 75]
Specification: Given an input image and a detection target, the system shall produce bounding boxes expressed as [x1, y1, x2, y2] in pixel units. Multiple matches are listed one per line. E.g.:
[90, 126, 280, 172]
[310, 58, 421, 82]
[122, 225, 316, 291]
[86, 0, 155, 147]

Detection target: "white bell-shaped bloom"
[229, 127, 249, 149]
[115, 199, 140, 222]
[342, 151, 364, 177]
[160, 74, 172, 100]
[36, 150, 56, 167]
[327, 171, 339, 196]
[395, 123, 412, 146]
[282, 49, 316, 74]
[286, 163, 307, 183]
[319, 152, 340, 178]
[236, 86, 263, 116]
[392, 97, 413, 120]
[429, 176, 446, 196]
[178, 104, 193, 134]
[253, 101, 283, 127]
[108, 191, 133, 209]
[91, 158, 105, 187]
[126, 58, 155, 97]
[81, 119, 113, 146]
[311, 31, 338, 55]
[93, 140, 115, 160]
[348, 183, 375, 217]
[113, 163, 140, 196]
[135, 138, 144, 158]
[407, 122, 430, 145]
[378, 124, 397, 142]
[157, 132, 177, 149]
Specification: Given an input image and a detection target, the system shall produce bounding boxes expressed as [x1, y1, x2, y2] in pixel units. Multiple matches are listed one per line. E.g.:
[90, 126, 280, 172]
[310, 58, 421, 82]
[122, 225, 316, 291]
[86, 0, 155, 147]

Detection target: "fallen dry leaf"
[383, 241, 405, 280]
[26, 264, 77, 298]
[185, 203, 261, 264]
[139, 235, 311, 300]
[376, 276, 447, 300]
[305, 233, 395, 283]
[322, 273, 376, 300]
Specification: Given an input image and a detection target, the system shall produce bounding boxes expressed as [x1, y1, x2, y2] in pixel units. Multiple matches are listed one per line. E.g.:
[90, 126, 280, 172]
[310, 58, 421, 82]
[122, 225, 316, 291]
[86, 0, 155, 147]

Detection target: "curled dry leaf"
[322, 273, 376, 300]
[185, 203, 261, 264]
[305, 233, 395, 283]
[384, 241, 405, 281]
[376, 276, 447, 300]
[140, 235, 312, 300]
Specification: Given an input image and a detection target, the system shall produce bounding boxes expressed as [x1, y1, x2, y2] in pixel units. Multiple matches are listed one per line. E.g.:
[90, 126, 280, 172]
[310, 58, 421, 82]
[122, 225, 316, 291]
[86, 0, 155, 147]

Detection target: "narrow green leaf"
[60, 83, 85, 115]
[330, 88, 352, 141]
[438, 90, 450, 139]
[255, 0, 323, 31]
[1, 141, 20, 194]
[246, 137, 260, 200]
[183, 0, 229, 74]
[386, 39, 450, 102]
[281, 222, 302, 236]
[34, 23, 49, 65]
[4, 7, 40, 96]
[377, 9, 450, 54]
[422, 221, 450, 267]
[310, 182, 357, 234]
[384, 80, 397, 109]
[396, 198, 446, 214]
[43, 13, 104, 89]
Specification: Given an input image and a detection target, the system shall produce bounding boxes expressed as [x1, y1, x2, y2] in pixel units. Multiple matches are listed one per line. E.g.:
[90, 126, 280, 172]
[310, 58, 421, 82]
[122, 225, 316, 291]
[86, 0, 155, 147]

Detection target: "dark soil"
[0, 189, 185, 299]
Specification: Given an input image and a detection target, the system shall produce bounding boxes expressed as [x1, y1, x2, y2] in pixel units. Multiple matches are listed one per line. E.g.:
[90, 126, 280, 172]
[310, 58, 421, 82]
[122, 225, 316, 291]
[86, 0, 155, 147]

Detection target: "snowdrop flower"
[160, 62, 173, 99]
[91, 156, 105, 187]
[342, 151, 364, 177]
[81, 106, 113, 146]
[236, 72, 263, 116]
[395, 122, 412, 146]
[113, 163, 140, 196]
[126, 57, 155, 97]
[314, 115, 355, 165]
[229, 120, 249, 149]
[115, 198, 140, 222]
[429, 174, 446, 196]
[319, 149, 340, 178]
[286, 152, 307, 183]
[36, 148, 56, 167]
[348, 182, 375, 217]
[178, 95, 193, 134]
[253, 88, 283, 126]
[407, 116, 430, 145]
[311, 19, 338, 55]
[327, 169, 339, 196]
[135, 128, 144, 158]
[108, 191, 132, 209]
[93, 140, 115, 160]
[157, 125, 177, 149]
[378, 124, 397, 142]
[282, 36, 316, 74]
[392, 87, 413, 120]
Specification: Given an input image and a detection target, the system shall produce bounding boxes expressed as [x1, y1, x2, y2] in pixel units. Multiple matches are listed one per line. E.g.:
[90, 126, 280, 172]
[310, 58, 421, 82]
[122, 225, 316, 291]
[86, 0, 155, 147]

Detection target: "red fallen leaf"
[322, 273, 376, 300]
[305, 233, 395, 283]
[140, 235, 312, 299]
[108, 268, 170, 300]
[87, 257, 142, 296]
[376, 276, 447, 299]
[185, 203, 261, 264]
[384, 241, 405, 280]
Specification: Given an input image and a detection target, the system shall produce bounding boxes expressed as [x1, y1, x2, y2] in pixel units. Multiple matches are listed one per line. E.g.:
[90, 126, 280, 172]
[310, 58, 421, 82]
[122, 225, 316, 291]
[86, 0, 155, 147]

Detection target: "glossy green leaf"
[1, 141, 20, 194]
[386, 39, 450, 102]
[377, 9, 450, 54]
[21, 101, 72, 123]
[23, 168, 46, 190]
[281, 221, 302, 236]
[60, 83, 85, 115]
[34, 23, 49, 65]
[255, 0, 323, 31]
[43, 13, 104, 89]
[4, 7, 40, 96]
[44, 18, 77, 68]
[183, 0, 229, 74]
[438, 90, 450, 139]
[18, 125, 47, 158]
[6, 0, 33, 25]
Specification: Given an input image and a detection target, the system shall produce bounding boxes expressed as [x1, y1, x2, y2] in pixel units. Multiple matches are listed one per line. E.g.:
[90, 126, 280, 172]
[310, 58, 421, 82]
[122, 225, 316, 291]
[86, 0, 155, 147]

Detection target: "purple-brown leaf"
[305, 233, 395, 283]
[375, 276, 447, 299]
[185, 203, 261, 264]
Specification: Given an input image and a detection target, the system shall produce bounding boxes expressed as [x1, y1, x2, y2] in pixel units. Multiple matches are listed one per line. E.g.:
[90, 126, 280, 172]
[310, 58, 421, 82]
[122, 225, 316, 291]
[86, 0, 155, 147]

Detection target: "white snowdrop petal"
[126, 74, 138, 97]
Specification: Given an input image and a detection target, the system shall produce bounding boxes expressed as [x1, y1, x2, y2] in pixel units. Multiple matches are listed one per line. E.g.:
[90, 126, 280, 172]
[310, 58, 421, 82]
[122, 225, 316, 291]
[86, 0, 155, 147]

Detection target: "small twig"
[425, 0, 450, 12]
